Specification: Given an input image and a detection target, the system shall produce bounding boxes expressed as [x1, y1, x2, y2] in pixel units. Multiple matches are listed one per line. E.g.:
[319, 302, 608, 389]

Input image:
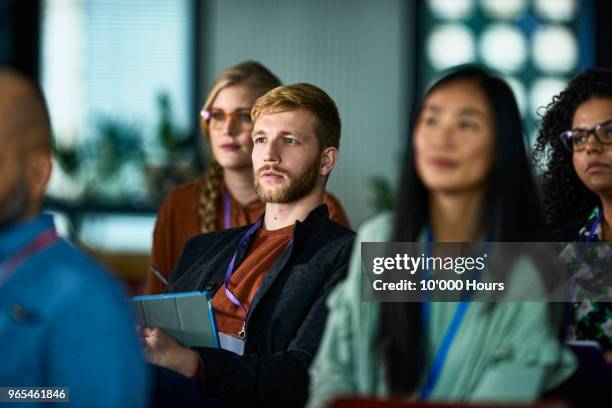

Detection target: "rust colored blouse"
[146, 179, 351, 294]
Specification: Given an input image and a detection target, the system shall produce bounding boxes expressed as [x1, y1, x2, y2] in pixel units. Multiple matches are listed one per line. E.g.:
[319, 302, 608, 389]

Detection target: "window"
[41, 0, 198, 210]
[420, 0, 591, 146]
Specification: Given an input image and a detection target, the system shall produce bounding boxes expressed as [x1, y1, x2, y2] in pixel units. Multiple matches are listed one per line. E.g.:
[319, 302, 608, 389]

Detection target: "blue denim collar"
[0, 214, 56, 262]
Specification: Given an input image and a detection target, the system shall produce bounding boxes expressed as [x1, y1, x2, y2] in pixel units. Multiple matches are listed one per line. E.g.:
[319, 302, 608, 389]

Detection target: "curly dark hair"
[533, 67, 612, 228]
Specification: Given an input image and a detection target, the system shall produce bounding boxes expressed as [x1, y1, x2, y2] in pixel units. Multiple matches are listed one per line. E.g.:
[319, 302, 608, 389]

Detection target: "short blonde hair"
[252, 83, 341, 150]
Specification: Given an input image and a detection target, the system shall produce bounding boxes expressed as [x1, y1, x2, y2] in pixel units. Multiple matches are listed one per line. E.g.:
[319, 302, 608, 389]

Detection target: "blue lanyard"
[421, 229, 434, 326]
[420, 228, 491, 400]
[580, 209, 603, 243]
[223, 216, 293, 338]
[224, 187, 232, 229]
[0, 229, 58, 286]
[223, 217, 264, 314]
[571, 208, 610, 300]
[420, 301, 470, 400]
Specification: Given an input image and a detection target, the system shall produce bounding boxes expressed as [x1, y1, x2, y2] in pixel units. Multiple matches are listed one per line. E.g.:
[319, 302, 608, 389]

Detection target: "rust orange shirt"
[146, 179, 351, 294]
[211, 224, 294, 336]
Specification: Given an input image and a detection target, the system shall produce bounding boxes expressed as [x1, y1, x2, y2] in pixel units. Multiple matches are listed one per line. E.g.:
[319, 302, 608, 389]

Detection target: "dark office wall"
[595, 0, 612, 67]
[0, 0, 41, 78]
[201, 0, 412, 226]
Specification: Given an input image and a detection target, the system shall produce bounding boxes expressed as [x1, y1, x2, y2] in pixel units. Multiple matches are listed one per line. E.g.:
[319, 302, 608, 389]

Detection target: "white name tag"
[218, 332, 246, 356]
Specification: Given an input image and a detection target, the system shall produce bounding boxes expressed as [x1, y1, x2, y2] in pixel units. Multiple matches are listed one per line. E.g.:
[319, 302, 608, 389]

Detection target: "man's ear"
[26, 149, 52, 203]
[320, 147, 338, 176]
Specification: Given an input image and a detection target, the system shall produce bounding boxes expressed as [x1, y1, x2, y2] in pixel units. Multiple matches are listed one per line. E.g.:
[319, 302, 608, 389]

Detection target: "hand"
[141, 327, 200, 378]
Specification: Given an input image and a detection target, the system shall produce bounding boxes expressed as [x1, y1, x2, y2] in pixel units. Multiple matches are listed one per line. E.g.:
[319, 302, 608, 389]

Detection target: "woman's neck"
[600, 196, 612, 243]
[223, 167, 258, 206]
[429, 189, 486, 242]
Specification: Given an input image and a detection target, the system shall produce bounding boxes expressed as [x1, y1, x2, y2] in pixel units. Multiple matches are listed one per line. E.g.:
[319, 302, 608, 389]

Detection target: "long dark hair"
[533, 67, 612, 228]
[377, 66, 547, 394]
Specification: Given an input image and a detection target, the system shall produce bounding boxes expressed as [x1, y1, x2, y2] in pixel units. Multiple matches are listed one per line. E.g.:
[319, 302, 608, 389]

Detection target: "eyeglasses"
[560, 119, 612, 152]
[200, 109, 253, 131]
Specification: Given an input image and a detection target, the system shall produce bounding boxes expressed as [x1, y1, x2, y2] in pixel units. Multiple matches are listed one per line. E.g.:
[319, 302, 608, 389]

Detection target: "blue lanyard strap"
[581, 208, 603, 243]
[224, 187, 232, 230]
[420, 227, 488, 400]
[223, 217, 264, 314]
[420, 301, 470, 400]
[421, 229, 434, 323]
[0, 229, 58, 286]
[570, 208, 610, 300]
[222, 216, 293, 338]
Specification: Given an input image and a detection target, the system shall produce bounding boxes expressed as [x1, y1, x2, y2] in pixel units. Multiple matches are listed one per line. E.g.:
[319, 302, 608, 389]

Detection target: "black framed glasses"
[560, 118, 612, 152]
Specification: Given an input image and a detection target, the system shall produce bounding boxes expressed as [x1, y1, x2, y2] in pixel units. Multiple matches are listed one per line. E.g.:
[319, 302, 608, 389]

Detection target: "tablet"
[132, 291, 220, 348]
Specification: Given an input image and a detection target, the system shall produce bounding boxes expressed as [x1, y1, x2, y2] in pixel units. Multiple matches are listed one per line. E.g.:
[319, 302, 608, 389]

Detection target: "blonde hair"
[198, 61, 281, 233]
[251, 83, 341, 151]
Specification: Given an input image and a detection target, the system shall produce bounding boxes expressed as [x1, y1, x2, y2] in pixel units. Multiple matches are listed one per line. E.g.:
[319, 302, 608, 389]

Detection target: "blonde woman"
[146, 61, 350, 294]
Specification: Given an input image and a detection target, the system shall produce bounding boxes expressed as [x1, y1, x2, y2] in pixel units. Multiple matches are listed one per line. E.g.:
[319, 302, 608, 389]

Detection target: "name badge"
[218, 332, 245, 356]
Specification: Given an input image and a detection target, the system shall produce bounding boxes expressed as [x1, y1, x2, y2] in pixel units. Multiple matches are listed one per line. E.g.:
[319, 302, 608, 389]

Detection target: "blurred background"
[1, 0, 610, 292]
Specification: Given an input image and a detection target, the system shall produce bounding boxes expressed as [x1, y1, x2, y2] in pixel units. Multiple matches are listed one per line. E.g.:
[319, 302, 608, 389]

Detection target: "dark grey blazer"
[166, 204, 355, 407]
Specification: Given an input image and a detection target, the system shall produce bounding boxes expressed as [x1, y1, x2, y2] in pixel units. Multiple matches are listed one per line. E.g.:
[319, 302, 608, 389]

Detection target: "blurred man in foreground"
[0, 67, 148, 407]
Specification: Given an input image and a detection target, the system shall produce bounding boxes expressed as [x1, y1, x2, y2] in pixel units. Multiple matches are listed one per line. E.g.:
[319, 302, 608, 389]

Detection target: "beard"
[254, 156, 321, 204]
[0, 170, 30, 230]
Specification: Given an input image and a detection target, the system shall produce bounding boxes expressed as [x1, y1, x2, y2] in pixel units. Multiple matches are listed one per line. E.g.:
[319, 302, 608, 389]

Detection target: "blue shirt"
[0, 214, 149, 407]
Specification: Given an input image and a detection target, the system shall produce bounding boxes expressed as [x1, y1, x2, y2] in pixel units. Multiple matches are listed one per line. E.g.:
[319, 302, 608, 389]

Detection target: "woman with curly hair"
[533, 67, 612, 360]
[145, 61, 350, 294]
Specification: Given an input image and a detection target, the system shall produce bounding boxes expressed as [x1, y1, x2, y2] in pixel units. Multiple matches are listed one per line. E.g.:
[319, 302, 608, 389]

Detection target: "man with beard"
[0, 68, 148, 406]
[143, 83, 355, 407]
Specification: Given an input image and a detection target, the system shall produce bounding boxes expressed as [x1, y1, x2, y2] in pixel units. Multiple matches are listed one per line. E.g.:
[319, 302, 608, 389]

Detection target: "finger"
[142, 326, 156, 337]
